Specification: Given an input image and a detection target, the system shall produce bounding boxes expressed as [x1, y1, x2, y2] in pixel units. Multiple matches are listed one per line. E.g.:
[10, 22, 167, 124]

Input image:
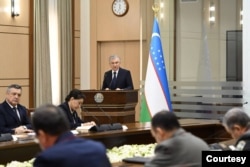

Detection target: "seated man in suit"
[222, 107, 250, 151]
[145, 111, 209, 167]
[58, 89, 95, 129]
[0, 84, 33, 134]
[102, 55, 134, 90]
[32, 104, 111, 167]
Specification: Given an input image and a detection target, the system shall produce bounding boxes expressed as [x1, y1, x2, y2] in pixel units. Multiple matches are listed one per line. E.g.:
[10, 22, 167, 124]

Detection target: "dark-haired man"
[222, 107, 250, 151]
[32, 104, 111, 167]
[0, 84, 33, 134]
[145, 111, 209, 167]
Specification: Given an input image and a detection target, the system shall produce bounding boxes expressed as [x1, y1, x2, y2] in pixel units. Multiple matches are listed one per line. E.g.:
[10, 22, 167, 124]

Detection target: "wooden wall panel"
[73, 0, 80, 89]
[0, 0, 30, 107]
[96, 0, 140, 41]
[0, 0, 30, 26]
[74, 0, 80, 31]
[0, 34, 29, 78]
[74, 38, 80, 88]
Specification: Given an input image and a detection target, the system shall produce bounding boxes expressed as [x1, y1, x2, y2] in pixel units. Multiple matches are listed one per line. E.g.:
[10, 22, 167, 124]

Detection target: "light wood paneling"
[74, 38, 80, 80]
[73, 0, 80, 89]
[0, 0, 31, 107]
[0, 33, 29, 78]
[0, 26, 29, 34]
[96, 0, 140, 41]
[74, 0, 80, 31]
[0, 0, 30, 26]
[74, 30, 80, 38]
[0, 79, 29, 86]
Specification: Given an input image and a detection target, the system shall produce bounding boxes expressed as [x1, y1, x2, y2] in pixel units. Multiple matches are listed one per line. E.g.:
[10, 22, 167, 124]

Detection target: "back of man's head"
[223, 107, 250, 129]
[32, 104, 70, 136]
[151, 110, 180, 131]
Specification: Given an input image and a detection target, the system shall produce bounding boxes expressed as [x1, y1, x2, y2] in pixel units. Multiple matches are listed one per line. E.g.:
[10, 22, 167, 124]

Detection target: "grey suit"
[145, 128, 209, 167]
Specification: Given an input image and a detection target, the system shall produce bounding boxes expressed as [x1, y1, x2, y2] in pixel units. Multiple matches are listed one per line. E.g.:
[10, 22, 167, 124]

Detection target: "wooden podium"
[80, 90, 138, 124]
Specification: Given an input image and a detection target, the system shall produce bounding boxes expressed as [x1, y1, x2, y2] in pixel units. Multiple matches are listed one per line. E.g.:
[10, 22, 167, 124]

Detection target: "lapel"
[108, 71, 113, 84]
[16, 106, 22, 123]
[116, 68, 123, 86]
[65, 102, 74, 122]
[4, 102, 21, 123]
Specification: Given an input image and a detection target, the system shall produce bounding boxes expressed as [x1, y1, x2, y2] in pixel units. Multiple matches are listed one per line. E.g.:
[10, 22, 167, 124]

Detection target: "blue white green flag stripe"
[140, 18, 172, 122]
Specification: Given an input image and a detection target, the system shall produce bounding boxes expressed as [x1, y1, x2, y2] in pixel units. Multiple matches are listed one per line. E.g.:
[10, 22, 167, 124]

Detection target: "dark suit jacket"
[102, 67, 134, 90]
[235, 129, 250, 151]
[0, 100, 32, 134]
[58, 102, 83, 129]
[145, 128, 209, 167]
[33, 131, 111, 167]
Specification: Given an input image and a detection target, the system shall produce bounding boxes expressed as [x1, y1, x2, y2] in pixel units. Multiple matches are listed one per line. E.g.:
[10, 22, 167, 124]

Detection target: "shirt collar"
[6, 100, 17, 109]
[112, 69, 119, 75]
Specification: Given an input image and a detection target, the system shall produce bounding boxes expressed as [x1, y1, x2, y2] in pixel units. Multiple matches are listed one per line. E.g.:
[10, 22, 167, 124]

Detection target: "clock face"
[112, 0, 129, 16]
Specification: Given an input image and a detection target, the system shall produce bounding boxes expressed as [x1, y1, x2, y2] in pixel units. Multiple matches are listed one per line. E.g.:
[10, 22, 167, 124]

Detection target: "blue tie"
[110, 72, 117, 90]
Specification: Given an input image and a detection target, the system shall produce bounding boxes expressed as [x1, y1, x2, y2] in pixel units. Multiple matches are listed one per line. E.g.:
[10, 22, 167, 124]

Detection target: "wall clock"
[112, 0, 129, 17]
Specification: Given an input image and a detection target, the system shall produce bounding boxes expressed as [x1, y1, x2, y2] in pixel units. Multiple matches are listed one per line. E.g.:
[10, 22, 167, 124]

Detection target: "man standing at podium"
[102, 55, 134, 90]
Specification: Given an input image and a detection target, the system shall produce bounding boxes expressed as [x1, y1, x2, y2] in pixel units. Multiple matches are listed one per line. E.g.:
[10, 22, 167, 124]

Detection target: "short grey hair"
[7, 84, 22, 93]
[223, 107, 250, 129]
[109, 55, 121, 63]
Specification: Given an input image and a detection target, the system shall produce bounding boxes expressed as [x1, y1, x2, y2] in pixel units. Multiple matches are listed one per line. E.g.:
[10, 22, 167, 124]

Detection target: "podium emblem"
[94, 93, 104, 103]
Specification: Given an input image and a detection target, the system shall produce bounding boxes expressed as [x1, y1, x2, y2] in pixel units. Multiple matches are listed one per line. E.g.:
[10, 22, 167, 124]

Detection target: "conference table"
[0, 119, 231, 165]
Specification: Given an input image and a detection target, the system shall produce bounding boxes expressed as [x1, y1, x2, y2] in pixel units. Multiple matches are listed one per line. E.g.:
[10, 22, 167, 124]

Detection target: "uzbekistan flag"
[140, 18, 172, 122]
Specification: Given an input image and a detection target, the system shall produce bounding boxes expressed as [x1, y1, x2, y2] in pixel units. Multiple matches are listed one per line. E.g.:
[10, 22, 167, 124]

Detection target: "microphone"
[97, 104, 113, 124]
[108, 78, 114, 90]
[88, 103, 122, 132]
[101, 73, 108, 90]
[81, 105, 122, 132]
[81, 106, 100, 126]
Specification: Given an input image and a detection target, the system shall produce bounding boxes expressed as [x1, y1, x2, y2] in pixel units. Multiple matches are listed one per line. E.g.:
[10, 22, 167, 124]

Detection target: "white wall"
[243, 0, 250, 114]
[175, 0, 242, 81]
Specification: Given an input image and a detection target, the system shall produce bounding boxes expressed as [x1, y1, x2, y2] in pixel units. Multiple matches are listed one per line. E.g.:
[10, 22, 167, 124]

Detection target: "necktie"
[110, 72, 117, 90]
[13, 107, 21, 121]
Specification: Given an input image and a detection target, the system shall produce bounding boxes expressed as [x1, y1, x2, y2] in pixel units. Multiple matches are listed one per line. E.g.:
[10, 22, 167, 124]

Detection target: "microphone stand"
[81, 106, 100, 126]
[94, 103, 123, 132]
[81, 106, 122, 132]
